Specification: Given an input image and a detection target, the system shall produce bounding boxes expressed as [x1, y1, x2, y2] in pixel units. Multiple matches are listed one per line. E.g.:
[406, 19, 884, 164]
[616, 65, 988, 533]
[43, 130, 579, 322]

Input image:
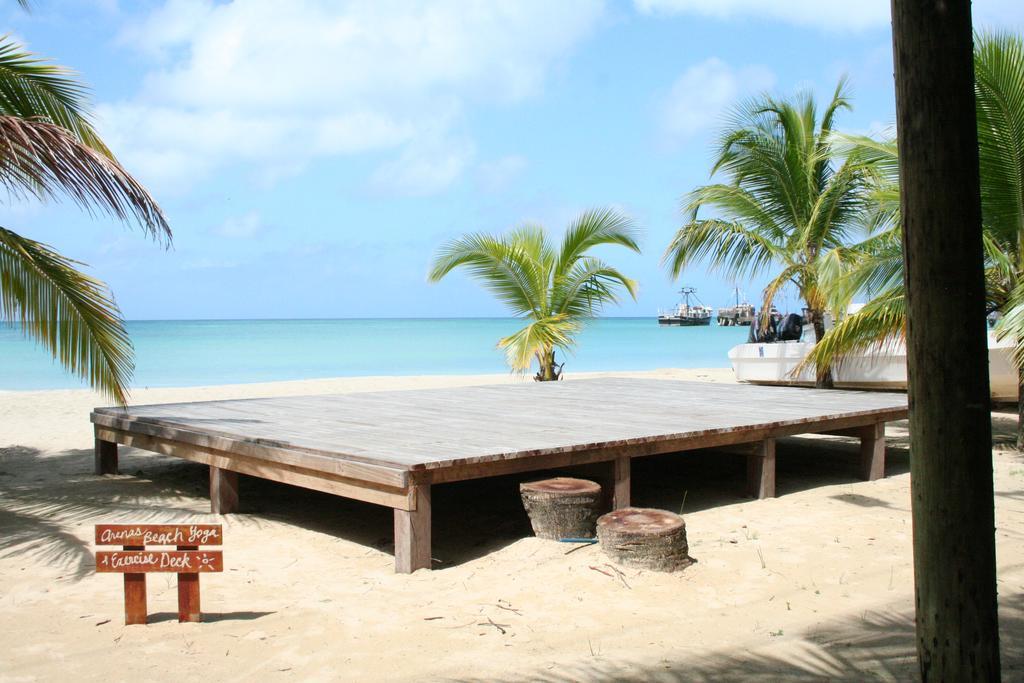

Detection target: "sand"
[1, 367, 1022, 682]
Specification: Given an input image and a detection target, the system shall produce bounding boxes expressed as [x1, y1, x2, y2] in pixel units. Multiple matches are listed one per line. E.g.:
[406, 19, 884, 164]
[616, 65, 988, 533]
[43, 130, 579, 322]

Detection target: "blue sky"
[5, 0, 1024, 319]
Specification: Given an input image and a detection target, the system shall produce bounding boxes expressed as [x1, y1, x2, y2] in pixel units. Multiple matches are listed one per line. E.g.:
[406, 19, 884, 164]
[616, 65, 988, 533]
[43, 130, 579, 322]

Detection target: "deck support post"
[210, 467, 239, 514]
[859, 422, 886, 481]
[95, 438, 118, 475]
[612, 456, 630, 509]
[745, 438, 776, 499]
[394, 484, 431, 573]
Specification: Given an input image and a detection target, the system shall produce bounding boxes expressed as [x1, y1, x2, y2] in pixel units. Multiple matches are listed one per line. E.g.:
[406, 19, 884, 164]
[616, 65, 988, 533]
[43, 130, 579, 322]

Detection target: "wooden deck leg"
[210, 467, 239, 514]
[859, 422, 887, 481]
[123, 544, 146, 625]
[746, 438, 776, 499]
[394, 484, 431, 574]
[613, 456, 631, 509]
[177, 545, 201, 623]
[95, 437, 118, 475]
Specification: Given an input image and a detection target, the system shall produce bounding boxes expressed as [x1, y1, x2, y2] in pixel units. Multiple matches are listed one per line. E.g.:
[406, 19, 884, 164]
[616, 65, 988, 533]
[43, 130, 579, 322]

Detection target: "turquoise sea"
[0, 318, 749, 391]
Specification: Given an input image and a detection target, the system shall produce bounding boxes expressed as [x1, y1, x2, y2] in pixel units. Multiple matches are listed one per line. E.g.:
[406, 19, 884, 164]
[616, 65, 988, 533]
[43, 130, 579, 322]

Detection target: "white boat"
[728, 329, 1018, 402]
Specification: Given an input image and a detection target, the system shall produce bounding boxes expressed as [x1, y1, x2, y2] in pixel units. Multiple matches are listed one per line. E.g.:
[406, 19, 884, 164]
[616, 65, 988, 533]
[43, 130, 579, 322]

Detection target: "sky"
[5, 0, 1024, 320]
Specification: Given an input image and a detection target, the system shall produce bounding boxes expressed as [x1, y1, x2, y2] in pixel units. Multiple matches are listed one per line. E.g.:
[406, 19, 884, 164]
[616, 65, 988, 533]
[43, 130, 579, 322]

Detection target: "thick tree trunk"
[520, 478, 602, 539]
[891, 1, 1001, 680]
[810, 309, 834, 389]
[597, 508, 694, 572]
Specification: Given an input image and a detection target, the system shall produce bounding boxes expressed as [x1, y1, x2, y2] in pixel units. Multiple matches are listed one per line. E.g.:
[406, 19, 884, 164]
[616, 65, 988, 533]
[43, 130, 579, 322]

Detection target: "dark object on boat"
[747, 311, 803, 343]
[748, 315, 778, 343]
[597, 507, 695, 572]
[658, 286, 712, 326]
[778, 313, 805, 341]
[520, 478, 603, 540]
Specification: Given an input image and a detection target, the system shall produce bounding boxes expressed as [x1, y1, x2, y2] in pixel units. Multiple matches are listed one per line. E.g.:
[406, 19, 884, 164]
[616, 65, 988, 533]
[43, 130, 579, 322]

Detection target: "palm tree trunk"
[809, 309, 834, 389]
[537, 347, 557, 382]
[892, 0, 1001, 679]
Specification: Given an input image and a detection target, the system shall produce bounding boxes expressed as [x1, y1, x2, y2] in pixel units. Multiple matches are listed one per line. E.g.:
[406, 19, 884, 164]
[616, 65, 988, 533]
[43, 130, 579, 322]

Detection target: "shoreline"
[0, 366, 738, 398]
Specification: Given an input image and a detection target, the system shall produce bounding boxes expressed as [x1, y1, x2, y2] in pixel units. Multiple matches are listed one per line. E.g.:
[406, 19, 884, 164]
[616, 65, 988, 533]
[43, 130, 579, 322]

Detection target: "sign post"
[95, 524, 223, 625]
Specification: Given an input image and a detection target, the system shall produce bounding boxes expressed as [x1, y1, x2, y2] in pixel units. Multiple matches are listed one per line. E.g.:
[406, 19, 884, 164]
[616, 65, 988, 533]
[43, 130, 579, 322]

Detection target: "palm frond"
[975, 30, 1024, 248]
[996, 277, 1024, 367]
[0, 226, 132, 404]
[427, 233, 542, 316]
[0, 37, 109, 154]
[551, 256, 638, 316]
[0, 116, 169, 242]
[497, 315, 579, 372]
[556, 207, 639, 278]
[663, 211, 783, 281]
[799, 287, 906, 376]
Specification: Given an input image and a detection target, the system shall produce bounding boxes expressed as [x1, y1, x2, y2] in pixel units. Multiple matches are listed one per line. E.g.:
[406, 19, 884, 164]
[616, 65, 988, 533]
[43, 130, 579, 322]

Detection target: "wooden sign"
[94, 524, 223, 625]
[95, 524, 223, 547]
[96, 550, 223, 573]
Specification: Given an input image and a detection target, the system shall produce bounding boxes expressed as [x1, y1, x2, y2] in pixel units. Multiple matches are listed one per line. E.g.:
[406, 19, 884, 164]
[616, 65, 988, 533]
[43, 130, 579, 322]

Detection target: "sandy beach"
[1, 368, 1022, 681]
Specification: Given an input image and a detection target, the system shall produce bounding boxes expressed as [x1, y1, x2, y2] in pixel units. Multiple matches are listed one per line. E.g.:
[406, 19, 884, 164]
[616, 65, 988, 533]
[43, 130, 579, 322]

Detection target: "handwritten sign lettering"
[96, 550, 223, 573]
[94, 524, 223, 547]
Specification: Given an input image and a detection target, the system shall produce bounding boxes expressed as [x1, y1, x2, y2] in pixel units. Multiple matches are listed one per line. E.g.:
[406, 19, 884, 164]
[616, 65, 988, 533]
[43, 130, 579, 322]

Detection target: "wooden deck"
[91, 378, 908, 573]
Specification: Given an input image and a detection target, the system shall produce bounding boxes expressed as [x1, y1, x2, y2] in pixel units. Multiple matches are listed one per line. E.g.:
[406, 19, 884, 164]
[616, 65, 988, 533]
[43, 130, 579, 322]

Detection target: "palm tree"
[804, 134, 1011, 373]
[807, 32, 1024, 444]
[0, 37, 169, 405]
[428, 208, 639, 380]
[663, 78, 874, 388]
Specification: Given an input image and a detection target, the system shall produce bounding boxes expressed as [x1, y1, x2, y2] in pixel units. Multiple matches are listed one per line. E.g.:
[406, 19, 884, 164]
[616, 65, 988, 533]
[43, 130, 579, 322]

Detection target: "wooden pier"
[91, 378, 907, 573]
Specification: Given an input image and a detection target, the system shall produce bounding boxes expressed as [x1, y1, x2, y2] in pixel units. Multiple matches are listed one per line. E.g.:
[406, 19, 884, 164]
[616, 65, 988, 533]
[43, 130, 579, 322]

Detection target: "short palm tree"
[0, 37, 169, 405]
[428, 208, 639, 380]
[663, 78, 874, 388]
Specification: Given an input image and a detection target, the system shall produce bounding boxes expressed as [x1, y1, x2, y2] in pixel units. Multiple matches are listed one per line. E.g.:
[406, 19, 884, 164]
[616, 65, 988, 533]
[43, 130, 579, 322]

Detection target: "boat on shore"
[728, 318, 1018, 401]
[658, 287, 713, 326]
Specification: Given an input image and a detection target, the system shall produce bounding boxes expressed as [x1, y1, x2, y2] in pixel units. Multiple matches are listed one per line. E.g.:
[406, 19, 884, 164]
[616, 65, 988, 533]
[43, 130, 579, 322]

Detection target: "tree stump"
[520, 478, 602, 540]
[597, 507, 694, 572]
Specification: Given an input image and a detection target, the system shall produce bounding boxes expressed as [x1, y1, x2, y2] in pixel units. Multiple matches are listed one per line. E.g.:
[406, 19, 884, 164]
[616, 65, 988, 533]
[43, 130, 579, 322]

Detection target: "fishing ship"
[716, 288, 756, 326]
[657, 287, 713, 326]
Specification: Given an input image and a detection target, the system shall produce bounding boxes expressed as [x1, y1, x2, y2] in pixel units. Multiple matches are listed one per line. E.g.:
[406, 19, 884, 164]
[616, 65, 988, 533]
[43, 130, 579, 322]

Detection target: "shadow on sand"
[457, 592, 1024, 682]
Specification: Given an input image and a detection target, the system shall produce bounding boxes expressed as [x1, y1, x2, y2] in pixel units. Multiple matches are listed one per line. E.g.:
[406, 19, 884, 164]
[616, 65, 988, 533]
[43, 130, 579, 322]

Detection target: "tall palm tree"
[663, 78, 873, 388]
[428, 208, 639, 380]
[807, 32, 1024, 443]
[804, 134, 1011, 373]
[0, 37, 169, 405]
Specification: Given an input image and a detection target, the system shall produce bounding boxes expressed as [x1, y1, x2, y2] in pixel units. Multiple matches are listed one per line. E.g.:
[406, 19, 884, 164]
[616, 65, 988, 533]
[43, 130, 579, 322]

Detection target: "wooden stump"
[597, 507, 694, 572]
[520, 477, 602, 540]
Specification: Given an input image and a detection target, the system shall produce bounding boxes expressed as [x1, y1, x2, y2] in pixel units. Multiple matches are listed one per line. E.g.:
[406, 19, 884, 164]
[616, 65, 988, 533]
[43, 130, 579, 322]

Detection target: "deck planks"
[92, 378, 907, 473]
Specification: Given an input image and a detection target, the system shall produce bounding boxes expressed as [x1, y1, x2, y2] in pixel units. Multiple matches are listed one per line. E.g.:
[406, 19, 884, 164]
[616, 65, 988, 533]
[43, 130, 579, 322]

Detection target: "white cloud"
[100, 0, 605, 194]
[369, 136, 476, 197]
[216, 210, 263, 238]
[476, 155, 528, 193]
[660, 58, 775, 142]
[637, 0, 1024, 32]
[635, 0, 889, 31]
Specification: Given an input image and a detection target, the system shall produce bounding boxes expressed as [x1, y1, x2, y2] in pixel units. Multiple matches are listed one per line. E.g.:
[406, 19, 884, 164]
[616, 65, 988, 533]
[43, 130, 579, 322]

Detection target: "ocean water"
[0, 318, 749, 391]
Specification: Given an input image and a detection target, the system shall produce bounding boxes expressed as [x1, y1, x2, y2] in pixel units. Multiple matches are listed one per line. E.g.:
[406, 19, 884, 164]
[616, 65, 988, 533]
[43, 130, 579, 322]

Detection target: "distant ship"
[658, 287, 713, 326]
[716, 288, 756, 326]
